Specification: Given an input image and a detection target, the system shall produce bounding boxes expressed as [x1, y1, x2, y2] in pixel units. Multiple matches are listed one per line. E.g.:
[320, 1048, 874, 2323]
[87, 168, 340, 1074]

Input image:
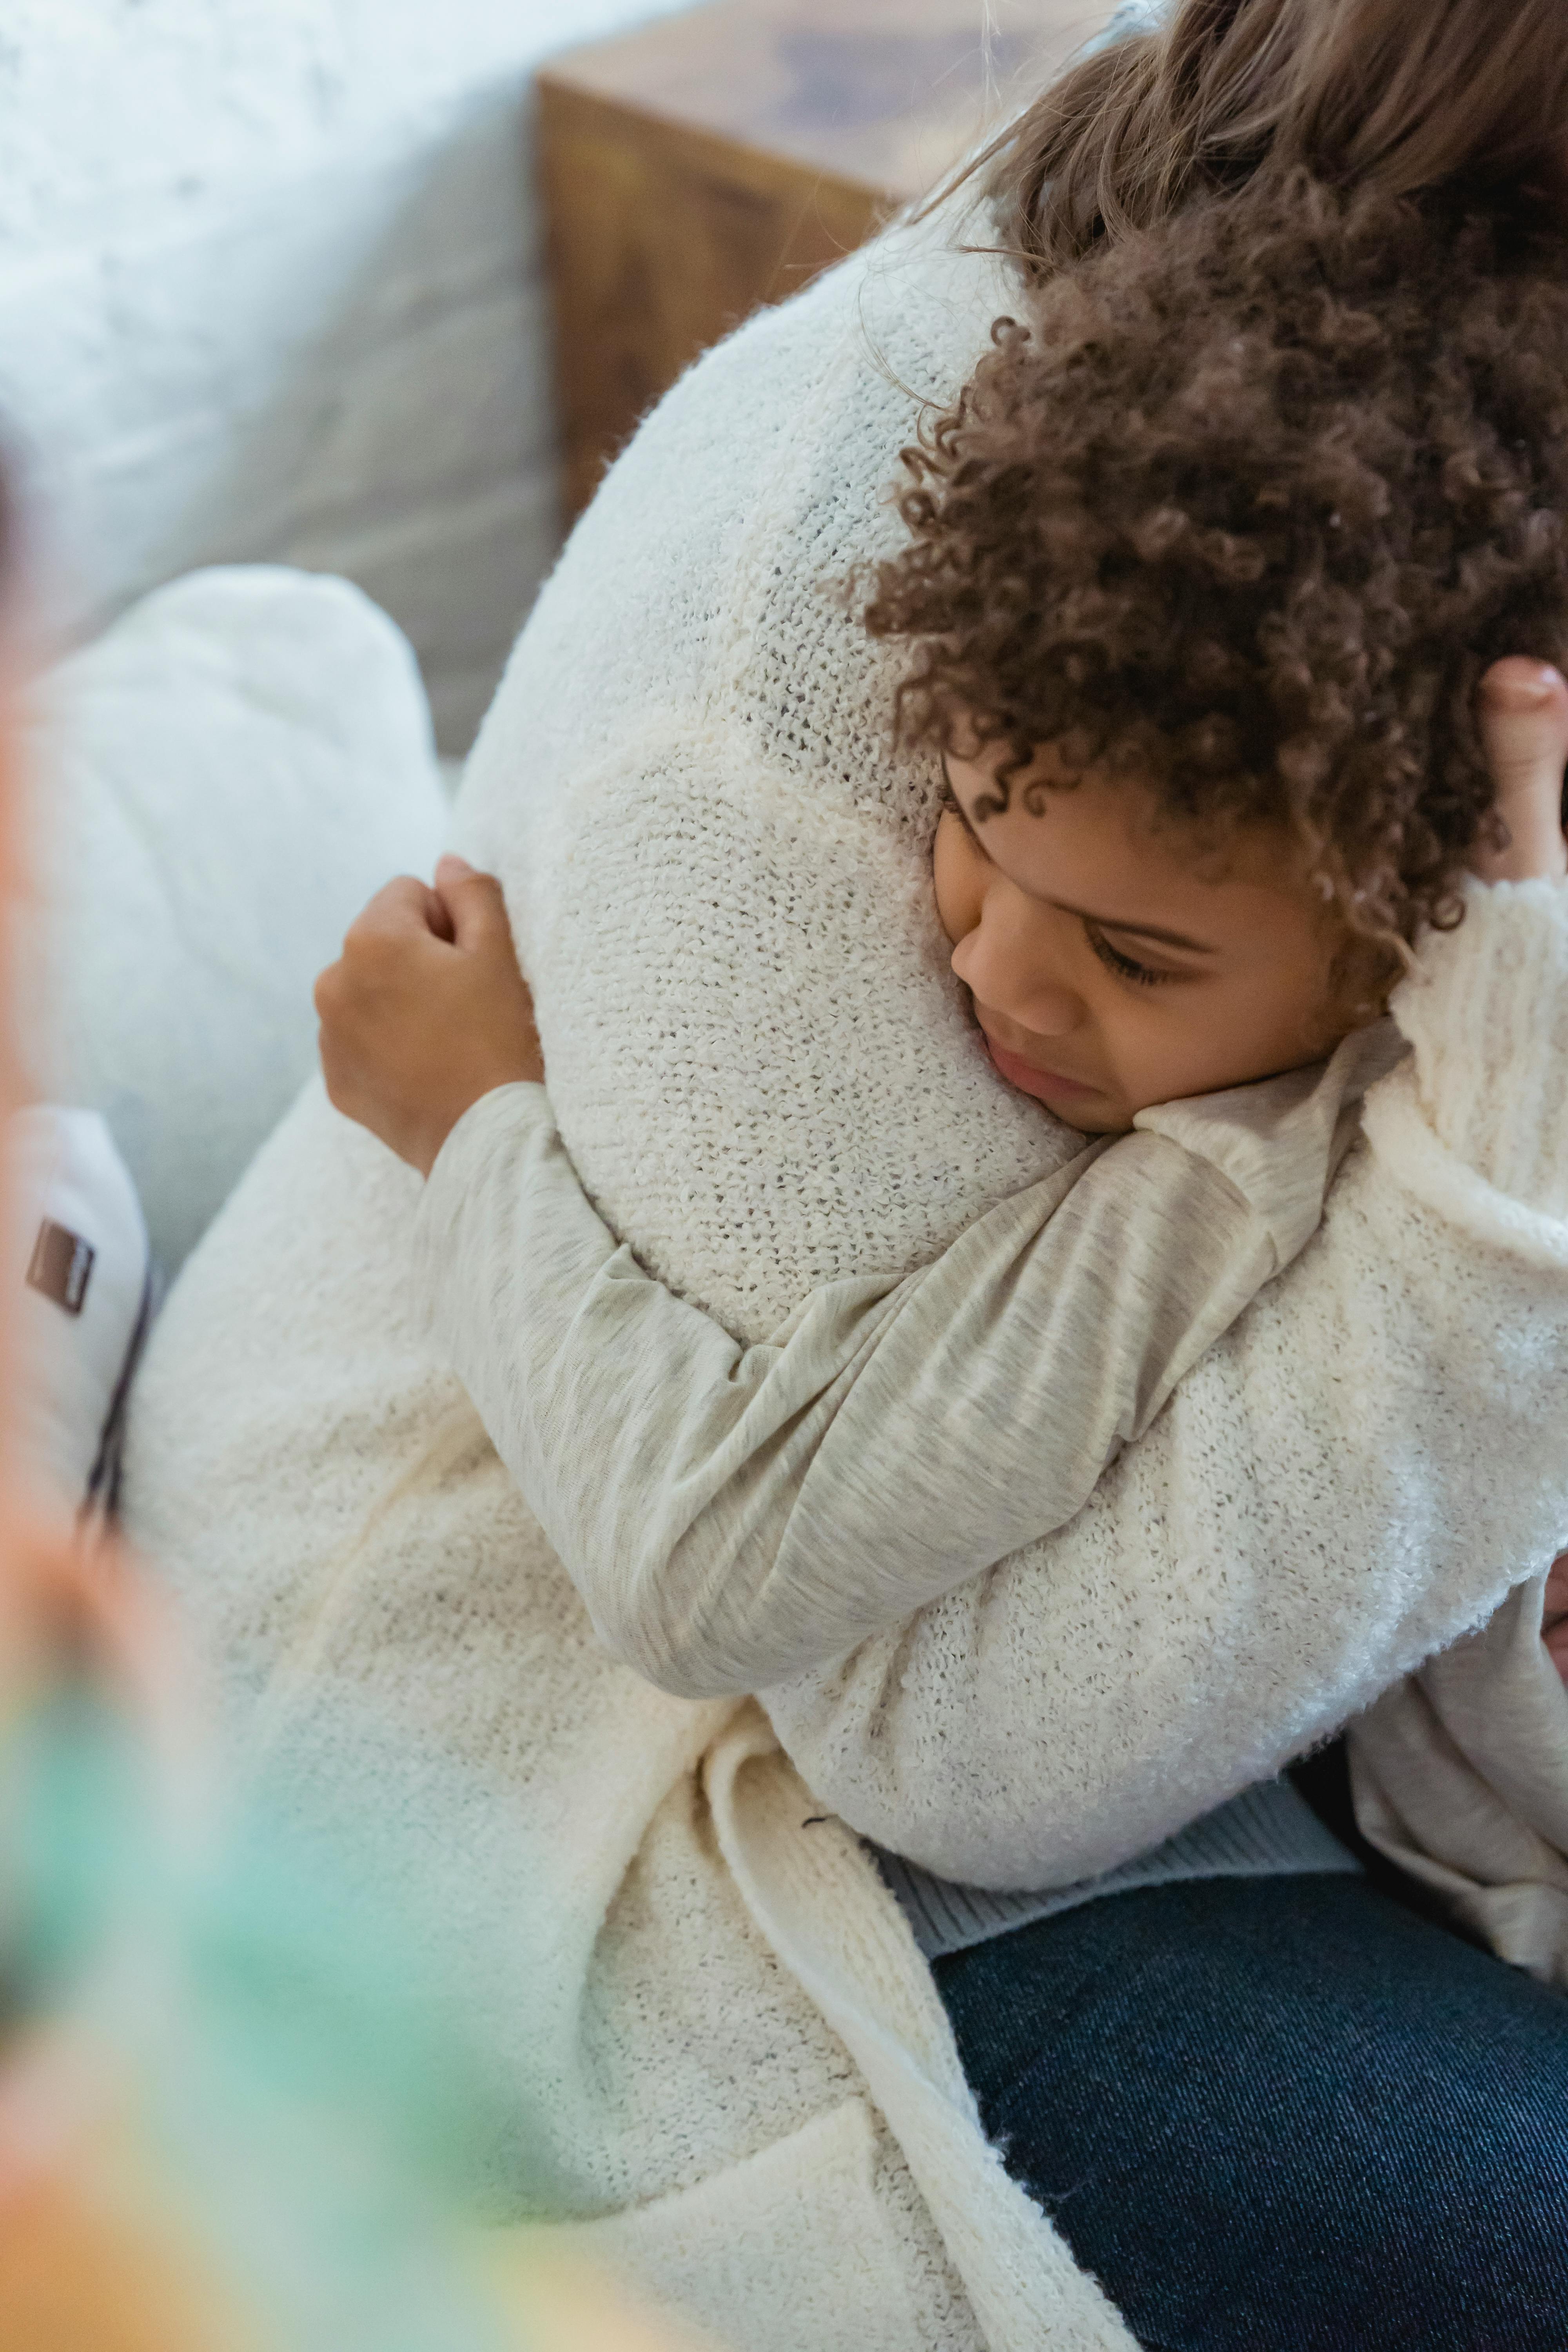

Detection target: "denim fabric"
[935, 1873, 1568, 2351]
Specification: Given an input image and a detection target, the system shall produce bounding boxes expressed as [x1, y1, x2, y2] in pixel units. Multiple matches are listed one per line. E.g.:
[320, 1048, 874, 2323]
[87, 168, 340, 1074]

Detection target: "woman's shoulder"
[558, 189, 1014, 573]
[482, 193, 1015, 786]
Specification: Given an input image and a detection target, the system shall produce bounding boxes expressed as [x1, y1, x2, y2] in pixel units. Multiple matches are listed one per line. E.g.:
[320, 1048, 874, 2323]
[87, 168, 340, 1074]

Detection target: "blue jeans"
[935, 1873, 1568, 2350]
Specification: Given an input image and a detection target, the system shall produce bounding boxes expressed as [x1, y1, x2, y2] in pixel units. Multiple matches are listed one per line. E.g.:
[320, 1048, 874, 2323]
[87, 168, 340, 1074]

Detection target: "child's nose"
[950, 916, 1083, 1037]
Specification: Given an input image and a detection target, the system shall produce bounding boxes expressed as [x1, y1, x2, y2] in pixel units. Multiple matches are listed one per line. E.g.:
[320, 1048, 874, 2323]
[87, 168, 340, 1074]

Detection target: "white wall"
[0, 0, 679, 750]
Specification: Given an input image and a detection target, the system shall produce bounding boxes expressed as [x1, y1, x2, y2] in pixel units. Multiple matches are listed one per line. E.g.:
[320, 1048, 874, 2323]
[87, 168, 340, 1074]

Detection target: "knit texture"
[453, 194, 1568, 1898]
[1362, 878, 1568, 1264]
[457, 216, 1058, 1343]
[125, 192, 1568, 2349]
[1352, 1573, 1568, 1987]
[878, 1775, 1359, 1961]
[128, 1090, 1096, 2352]
[410, 1026, 1394, 1702]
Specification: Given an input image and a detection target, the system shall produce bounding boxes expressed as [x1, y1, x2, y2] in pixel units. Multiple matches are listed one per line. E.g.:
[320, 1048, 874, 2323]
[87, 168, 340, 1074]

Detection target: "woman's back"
[458, 200, 1073, 1340]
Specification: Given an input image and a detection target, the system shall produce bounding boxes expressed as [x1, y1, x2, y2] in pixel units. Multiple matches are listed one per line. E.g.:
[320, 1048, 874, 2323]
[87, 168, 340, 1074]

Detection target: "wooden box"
[536, 0, 1113, 519]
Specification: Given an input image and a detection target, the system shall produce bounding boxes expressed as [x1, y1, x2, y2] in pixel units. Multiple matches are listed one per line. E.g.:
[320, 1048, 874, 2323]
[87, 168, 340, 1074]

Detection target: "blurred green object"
[4, 1670, 528, 2352]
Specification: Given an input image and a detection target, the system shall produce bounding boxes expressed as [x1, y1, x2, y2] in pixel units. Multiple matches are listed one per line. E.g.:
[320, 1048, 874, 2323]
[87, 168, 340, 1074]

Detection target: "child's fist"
[315, 855, 543, 1177]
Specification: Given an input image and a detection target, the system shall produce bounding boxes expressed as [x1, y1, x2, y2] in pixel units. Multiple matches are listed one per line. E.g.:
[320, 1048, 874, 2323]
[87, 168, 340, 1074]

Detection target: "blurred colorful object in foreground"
[0, 465, 702, 2352]
[0, 1566, 703, 2352]
[0, 1632, 516, 2352]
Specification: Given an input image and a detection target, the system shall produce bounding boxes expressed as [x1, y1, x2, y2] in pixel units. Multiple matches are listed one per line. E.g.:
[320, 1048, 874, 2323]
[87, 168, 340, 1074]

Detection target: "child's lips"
[982, 1033, 1101, 1103]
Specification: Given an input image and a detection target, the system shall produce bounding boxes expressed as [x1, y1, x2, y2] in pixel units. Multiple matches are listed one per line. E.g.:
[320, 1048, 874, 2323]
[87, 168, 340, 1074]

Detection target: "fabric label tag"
[27, 1219, 95, 1316]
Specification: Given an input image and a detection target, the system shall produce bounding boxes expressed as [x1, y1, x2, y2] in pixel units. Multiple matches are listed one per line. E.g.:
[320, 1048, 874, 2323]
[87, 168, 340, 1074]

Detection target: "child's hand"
[315, 855, 543, 1177]
[1470, 669, 1568, 1680]
[1546, 1553, 1568, 1686]
[1472, 659, 1568, 883]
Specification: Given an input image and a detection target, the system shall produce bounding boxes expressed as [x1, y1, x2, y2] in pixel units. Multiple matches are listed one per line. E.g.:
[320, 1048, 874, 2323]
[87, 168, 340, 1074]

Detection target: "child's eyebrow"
[942, 776, 1218, 956]
[1050, 899, 1218, 955]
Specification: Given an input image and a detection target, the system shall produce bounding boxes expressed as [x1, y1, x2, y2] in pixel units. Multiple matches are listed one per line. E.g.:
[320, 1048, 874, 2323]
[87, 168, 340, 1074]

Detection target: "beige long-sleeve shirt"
[414, 882, 1568, 1898]
[414, 1024, 1399, 1702]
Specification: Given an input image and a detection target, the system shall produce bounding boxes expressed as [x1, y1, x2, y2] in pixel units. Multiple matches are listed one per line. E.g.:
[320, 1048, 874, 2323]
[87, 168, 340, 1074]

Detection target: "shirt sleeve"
[760, 879, 1568, 1890]
[412, 1016, 1389, 1697]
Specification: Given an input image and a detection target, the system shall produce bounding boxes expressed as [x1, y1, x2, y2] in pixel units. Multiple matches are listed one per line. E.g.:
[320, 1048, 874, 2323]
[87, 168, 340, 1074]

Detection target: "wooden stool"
[536, 0, 1114, 520]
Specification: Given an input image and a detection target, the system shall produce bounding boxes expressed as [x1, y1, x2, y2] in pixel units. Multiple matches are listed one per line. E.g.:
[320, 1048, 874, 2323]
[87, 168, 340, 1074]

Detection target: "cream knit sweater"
[125, 198, 1568, 2351]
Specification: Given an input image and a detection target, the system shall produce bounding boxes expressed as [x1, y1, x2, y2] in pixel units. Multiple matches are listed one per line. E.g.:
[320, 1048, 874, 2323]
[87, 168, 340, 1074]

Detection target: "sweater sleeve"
[761, 878, 1568, 1890]
[410, 1032, 1383, 1697]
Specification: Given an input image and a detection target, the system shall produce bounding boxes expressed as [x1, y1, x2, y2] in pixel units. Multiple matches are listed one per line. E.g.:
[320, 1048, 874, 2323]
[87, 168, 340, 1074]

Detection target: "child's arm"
[412, 1045, 1384, 1695]
[758, 671, 1568, 1885]
[319, 859, 1386, 1695]
[764, 877, 1568, 1887]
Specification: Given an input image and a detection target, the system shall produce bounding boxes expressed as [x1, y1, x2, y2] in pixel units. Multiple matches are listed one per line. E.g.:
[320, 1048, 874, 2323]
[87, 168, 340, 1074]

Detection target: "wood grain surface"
[538, 0, 1113, 517]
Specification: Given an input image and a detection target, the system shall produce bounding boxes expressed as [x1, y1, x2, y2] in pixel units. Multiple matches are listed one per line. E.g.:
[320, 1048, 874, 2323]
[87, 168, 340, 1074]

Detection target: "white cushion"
[8, 1107, 151, 1510]
[20, 567, 448, 1274]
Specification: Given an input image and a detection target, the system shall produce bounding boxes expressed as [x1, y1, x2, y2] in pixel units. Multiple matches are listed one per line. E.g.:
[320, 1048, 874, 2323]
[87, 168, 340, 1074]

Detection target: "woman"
[128, 5, 1568, 2348]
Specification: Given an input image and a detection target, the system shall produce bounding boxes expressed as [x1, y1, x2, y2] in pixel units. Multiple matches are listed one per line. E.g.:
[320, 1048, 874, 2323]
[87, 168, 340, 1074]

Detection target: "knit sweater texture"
[410, 1036, 1392, 1952]
[125, 200, 1568, 2350]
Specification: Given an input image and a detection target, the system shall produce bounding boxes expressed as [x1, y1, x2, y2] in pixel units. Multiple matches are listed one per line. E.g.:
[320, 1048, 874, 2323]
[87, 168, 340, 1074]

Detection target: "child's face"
[935, 740, 1363, 1132]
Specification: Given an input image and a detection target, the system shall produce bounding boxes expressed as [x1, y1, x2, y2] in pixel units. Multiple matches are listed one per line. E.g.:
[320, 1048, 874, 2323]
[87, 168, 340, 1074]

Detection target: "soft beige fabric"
[445, 191, 1568, 1895]
[1344, 880, 1568, 1988]
[126, 193, 1568, 2351]
[1350, 1575, 1568, 1985]
[125, 1091, 1133, 2352]
[407, 885, 1568, 1898]
[414, 1029, 1398, 1696]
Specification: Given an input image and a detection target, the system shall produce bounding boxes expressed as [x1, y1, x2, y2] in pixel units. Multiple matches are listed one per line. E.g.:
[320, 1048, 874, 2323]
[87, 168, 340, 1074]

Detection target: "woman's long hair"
[984, 0, 1568, 276]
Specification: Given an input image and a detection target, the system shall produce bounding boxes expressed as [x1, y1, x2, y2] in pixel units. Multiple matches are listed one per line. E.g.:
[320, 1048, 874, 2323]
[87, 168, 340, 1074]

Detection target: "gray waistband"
[876, 1775, 1360, 1962]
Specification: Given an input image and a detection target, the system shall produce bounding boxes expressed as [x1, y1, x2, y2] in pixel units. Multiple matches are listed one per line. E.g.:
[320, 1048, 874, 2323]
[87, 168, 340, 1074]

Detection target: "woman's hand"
[1472, 659, 1568, 883]
[315, 855, 543, 1178]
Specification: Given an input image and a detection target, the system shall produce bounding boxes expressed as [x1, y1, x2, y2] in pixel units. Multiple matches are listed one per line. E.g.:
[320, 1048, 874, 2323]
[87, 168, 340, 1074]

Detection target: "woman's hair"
[983, 0, 1568, 279]
[863, 174, 1568, 949]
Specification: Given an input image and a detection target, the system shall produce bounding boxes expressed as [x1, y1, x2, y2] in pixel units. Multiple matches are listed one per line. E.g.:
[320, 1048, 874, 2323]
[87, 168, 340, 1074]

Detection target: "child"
[317, 170, 1568, 1725]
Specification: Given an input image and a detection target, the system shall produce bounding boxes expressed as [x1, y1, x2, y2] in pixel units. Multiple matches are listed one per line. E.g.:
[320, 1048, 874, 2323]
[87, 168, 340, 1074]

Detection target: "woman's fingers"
[1472, 659, 1568, 883]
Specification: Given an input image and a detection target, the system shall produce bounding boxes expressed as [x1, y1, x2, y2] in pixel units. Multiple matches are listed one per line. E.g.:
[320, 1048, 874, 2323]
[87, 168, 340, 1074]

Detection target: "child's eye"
[1085, 923, 1172, 988]
[937, 780, 987, 855]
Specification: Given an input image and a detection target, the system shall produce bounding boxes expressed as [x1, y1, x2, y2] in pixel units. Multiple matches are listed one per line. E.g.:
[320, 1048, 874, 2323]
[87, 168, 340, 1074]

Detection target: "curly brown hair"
[864, 172, 1568, 947]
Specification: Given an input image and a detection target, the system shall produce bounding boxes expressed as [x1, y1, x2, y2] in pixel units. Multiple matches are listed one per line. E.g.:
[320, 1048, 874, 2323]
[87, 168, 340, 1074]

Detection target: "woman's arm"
[761, 875, 1568, 1887]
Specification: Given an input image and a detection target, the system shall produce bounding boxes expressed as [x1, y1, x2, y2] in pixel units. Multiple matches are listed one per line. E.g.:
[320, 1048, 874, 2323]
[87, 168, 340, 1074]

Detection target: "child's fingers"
[316, 880, 449, 1032]
[433, 858, 515, 957]
[1478, 656, 1567, 752]
[1473, 659, 1568, 882]
[347, 874, 450, 945]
